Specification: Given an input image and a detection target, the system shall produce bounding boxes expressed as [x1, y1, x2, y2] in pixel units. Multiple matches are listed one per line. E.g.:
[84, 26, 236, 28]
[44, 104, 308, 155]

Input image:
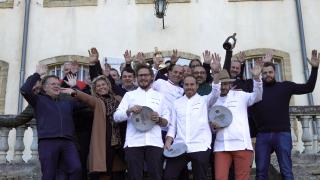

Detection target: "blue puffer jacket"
[20, 73, 80, 140]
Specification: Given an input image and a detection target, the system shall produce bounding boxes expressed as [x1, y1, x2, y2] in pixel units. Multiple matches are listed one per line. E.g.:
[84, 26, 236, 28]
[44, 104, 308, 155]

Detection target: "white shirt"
[153, 79, 184, 131]
[113, 87, 170, 148]
[214, 80, 263, 152]
[153, 79, 184, 108]
[167, 83, 220, 153]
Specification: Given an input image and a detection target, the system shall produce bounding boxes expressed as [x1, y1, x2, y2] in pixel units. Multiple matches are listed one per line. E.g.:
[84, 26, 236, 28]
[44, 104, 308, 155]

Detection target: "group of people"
[16, 45, 319, 180]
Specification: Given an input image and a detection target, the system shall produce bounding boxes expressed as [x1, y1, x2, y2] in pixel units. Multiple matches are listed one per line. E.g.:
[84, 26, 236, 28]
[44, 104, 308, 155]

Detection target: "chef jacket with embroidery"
[113, 87, 170, 148]
[214, 79, 263, 152]
[166, 83, 220, 153]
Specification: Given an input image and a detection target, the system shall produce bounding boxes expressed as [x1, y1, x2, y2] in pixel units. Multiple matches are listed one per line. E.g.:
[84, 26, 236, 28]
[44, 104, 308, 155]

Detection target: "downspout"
[295, 0, 314, 105]
[17, 0, 31, 113]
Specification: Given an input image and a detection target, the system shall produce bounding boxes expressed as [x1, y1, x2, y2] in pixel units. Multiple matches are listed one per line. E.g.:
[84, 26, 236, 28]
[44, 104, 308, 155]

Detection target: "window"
[0, 0, 14, 8]
[48, 63, 89, 81]
[40, 55, 91, 81]
[243, 57, 283, 81]
[233, 48, 292, 82]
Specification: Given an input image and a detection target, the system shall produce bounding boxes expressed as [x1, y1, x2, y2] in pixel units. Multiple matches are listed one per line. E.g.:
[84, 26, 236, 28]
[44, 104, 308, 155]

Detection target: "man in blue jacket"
[20, 64, 82, 180]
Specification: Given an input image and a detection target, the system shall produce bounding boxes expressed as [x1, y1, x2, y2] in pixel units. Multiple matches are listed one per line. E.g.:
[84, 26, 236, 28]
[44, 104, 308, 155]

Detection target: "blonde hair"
[91, 75, 114, 96]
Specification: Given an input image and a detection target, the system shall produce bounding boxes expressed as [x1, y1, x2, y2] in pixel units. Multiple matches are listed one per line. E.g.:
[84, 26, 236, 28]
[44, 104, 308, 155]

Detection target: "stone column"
[316, 115, 320, 153]
[30, 120, 38, 161]
[0, 127, 10, 163]
[300, 115, 314, 154]
[290, 115, 298, 153]
[13, 127, 26, 163]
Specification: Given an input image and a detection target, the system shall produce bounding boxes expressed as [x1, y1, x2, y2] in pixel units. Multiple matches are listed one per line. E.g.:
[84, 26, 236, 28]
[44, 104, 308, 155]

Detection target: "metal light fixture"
[154, 0, 167, 29]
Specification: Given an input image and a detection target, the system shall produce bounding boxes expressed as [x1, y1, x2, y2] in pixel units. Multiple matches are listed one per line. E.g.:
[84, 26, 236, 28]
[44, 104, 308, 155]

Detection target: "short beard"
[139, 82, 151, 90]
[263, 78, 276, 85]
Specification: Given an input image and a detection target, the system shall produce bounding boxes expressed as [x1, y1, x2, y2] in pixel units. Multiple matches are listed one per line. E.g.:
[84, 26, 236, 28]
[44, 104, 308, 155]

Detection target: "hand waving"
[123, 50, 132, 64]
[262, 51, 273, 63]
[210, 53, 222, 74]
[202, 50, 212, 64]
[308, 49, 320, 68]
[236, 51, 246, 64]
[88, 47, 99, 65]
[64, 74, 77, 87]
[250, 61, 262, 81]
[135, 52, 146, 64]
[36, 64, 48, 76]
[170, 49, 179, 64]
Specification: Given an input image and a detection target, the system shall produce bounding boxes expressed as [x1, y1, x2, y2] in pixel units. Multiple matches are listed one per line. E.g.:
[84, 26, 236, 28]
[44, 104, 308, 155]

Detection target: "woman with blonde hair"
[62, 75, 126, 180]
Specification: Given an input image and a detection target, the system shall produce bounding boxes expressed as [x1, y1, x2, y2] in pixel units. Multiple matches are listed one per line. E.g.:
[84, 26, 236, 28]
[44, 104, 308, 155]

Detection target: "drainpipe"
[17, 0, 31, 113]
[295, 0, 314, 105]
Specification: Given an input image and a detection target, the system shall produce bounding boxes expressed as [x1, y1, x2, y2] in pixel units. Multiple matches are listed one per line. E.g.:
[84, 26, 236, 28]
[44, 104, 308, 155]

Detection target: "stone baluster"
[30, 120, 38, 161]
[316, 115, 320, 153]
[290, 115, 298, 153]
[300, 115, 314, 154]
[0, 127, 10, 163]
[13, 126, 26, 163]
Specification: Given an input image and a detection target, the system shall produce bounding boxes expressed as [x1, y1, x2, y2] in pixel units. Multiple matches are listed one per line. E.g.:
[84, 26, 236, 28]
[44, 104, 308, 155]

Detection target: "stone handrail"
[0, 106, 319, 178]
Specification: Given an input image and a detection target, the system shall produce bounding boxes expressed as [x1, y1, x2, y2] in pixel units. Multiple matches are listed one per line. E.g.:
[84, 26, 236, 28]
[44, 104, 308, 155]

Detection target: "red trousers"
[214, 150, 253, 180]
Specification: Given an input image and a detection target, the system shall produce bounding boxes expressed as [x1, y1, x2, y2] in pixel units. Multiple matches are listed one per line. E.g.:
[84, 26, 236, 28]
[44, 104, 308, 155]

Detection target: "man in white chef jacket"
[212, 67, 263, 180]
[163, 58, 221, 180]
[113, 64, 170, 180]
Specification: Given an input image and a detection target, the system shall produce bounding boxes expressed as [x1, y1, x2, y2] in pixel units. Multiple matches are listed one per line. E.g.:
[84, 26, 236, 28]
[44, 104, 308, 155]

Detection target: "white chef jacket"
[153, 79, 184, 131]
[167, 83, 220, 153]
[113, 87, 170, 148]
[214, 79, 263, 152]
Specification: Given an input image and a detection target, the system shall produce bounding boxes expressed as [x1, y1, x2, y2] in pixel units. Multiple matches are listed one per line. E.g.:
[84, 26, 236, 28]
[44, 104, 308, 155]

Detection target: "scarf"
[98, 94, 121, 147]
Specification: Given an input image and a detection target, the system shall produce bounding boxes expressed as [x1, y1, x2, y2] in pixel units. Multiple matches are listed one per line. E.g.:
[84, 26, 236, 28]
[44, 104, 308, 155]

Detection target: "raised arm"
[0, 105, 34, 128]
[247, 64, 263, 106]
[202, 50, 213, 83]
[290, 50, 319, 94]
[20, 64, 47, 106]
[206, 53, 222, 107]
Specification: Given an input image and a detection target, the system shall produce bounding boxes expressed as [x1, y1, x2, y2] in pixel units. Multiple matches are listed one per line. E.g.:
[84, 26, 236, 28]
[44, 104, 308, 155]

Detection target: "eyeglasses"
[137, 74, 151, 77]
[46, 83, 61, 87]
[193, 71, 206, 75]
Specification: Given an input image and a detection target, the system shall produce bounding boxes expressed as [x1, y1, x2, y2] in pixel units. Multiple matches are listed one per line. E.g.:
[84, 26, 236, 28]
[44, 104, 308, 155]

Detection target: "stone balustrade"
[0, 106, 319, 179]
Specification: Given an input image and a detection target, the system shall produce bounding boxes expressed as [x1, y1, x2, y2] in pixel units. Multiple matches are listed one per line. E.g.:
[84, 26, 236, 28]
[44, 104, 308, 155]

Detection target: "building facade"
[0, 0, 320, 114]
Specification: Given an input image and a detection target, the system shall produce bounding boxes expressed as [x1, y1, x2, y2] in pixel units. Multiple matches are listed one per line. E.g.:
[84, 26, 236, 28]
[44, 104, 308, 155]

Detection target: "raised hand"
[262, 51, 273, 63]
[88, 47, 99, 65]
[123, 50, 132, 64]
[36, 64, 48, 76]
[308, 49, 320, 67]
[250, 62, 262, 81]
[211, 53, 222, 74]
[135, 52, 146, 64]
[237, 51, 246, 64]
[170, 49, 179, 64]
[64, 74, 77, 87]
[202, 50, 212, 64]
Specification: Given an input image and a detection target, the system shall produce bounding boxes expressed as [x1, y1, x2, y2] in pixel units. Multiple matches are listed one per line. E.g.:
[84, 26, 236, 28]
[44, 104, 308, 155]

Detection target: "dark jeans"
[164, 149, 211, 180]
[125, 146, 163, 180]
[38, 138, 82, 180]
[255, 132, 293, 180]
